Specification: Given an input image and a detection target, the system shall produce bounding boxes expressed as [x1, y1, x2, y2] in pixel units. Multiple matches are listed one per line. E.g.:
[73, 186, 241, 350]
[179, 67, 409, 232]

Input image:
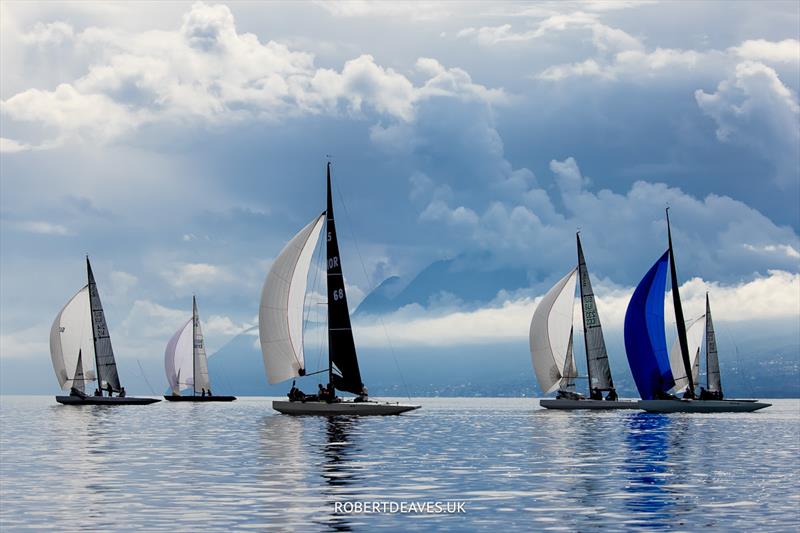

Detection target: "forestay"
[530, 268, 578, 394]
[259, 213, 325, 384]
[49, 285, 96, 390]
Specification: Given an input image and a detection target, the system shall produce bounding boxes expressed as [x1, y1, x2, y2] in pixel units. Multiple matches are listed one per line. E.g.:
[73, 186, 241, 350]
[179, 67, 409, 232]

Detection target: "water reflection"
[320, 416, 361, 532]
[623, 413, 673, 527]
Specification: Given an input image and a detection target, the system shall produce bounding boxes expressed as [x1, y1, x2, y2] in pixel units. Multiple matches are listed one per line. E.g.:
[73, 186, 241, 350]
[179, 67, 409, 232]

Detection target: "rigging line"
[333, 181, 413, 401]
[136, 359, 157, 396]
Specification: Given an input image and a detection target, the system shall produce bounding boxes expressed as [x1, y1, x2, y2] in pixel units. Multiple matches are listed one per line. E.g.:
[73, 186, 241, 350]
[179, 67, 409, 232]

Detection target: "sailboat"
[259, 162, 420, 415]
[624, 209, 770, 413]
[530, 233, 638, 409]
[163, 296, 236, 402]
[50, 258, 160, 405]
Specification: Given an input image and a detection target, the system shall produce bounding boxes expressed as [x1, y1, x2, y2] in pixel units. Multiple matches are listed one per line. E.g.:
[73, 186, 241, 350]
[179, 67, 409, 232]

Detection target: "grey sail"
[73, 350, 86, 393]
[193, 296, 211, 393]
[559, 327, 577, 391]
[577, 233, 615, 392]
[705, 293, 722, 394]
[87, 258, 121, 391]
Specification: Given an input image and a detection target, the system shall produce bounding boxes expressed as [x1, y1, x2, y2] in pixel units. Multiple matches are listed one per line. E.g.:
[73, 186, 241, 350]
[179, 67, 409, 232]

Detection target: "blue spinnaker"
[624, 251, 674, 400]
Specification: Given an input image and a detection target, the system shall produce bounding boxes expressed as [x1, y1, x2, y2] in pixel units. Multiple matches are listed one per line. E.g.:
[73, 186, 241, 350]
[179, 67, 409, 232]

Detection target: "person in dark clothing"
[70, 386, 86, 398]
[318, 384, 327, 401]
[590, 388, 602, 400]
[201, 388, 206, 397]
[106, 383, 113, 397]
[119, 387, 126, 398]
[207, 389, 212, 396]
[605, 389, 618, 401]
[289, 380, 299, 401]
[94, 388, 101, 397]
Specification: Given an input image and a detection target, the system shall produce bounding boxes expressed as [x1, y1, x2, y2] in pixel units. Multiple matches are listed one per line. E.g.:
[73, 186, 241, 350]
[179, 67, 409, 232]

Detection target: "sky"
[1, 1, 798, 394]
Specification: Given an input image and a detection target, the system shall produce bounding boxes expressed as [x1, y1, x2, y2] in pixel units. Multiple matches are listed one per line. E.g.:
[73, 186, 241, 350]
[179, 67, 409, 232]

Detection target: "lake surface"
[1, 396, 798, 531]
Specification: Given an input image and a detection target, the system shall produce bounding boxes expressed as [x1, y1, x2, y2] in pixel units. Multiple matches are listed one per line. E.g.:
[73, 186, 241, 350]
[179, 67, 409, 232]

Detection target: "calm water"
[1, 396, 798, 531]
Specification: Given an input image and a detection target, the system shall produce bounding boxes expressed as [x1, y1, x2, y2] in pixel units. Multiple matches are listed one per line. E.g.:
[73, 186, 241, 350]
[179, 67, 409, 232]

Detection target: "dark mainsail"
[326, 163, 364, 395]
[87, 257, 121, 391]
[705, 293, 722, 395]
[666, 209, 695, 396]
[577, 233, 615, 392]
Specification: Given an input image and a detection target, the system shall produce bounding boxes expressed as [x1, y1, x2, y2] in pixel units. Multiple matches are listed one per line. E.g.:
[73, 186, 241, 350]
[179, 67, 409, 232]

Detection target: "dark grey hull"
[638, 399, 771, 413]
[273, 400, 421, 416]
[164, 395, 236, 402]
[540, 399, 640, 410]
[56, 395, 161, 405]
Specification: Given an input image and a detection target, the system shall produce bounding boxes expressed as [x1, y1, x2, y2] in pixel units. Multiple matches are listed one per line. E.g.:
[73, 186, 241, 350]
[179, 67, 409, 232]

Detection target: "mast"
[666, 208, 695, 397]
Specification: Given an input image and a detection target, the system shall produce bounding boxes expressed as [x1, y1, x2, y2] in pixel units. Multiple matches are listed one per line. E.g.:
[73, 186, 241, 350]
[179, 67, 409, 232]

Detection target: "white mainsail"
[530, 268, 578, 394]
[259, 212, 325, 384]
[164, 318, 193, 395]
[50, 285, 96, 390]
[670, 314, 705, 392]
[193, 298, 211, 393]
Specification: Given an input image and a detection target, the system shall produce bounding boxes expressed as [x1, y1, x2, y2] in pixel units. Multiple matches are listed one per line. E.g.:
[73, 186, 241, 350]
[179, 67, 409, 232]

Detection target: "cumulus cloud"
[731, 39, 800, 64]
[352, 270, 800, 347]
[161, 262, 234, 289]
[695, 61, 800, 187]
[1, 2, 502, 150]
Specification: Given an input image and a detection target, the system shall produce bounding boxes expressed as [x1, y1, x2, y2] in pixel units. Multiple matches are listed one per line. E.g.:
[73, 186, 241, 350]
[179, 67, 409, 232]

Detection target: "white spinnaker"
[530, 268, 578, 394]
[165, 318, 193, 395]
[50, 285, 96, 390]
[260, 212, 325, 384]
[670, 314, 705, 392]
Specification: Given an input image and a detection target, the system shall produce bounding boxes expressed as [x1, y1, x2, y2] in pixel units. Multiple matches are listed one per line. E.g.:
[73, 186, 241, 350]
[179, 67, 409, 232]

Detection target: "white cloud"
[731, 39, 800, 64]
[0, 137, 33, 153]
[1, 2, 503, 150]
[695, 61, 800, 187]
[21, 21, 74, 45]
[162, 262, 234, 290]
[15, 220, 72, 235]
[203, 314, 252, 336]
[743, 244, 800, 259]
[352, 270, 800, 347]
[0, 325, 49, 359]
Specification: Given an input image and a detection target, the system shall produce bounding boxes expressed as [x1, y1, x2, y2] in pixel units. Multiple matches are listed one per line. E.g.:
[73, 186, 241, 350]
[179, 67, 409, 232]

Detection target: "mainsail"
[326, 163, 364, 395]
[165, 318, 193, 394]
[705, 294, 723, 394]
[192, 296, 211, 393]
[577, 233, 614, 391]
[49, 285, 96, 390]
[259, 213, 325, 384]
[530, 268, 578, 394]
[669, 314, 705, 392]
[87, 258, 121, 391]
[624, 251, 674, 400]
[667, 209, 694, 395]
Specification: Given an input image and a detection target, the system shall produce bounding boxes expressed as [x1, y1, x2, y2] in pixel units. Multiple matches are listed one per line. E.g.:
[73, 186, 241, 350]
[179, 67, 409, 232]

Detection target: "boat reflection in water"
[321, 416, 362, 532]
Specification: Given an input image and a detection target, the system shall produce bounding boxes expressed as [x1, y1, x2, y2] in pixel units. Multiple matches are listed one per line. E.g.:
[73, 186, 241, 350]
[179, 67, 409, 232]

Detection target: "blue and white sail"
[624, 251, 674, 400]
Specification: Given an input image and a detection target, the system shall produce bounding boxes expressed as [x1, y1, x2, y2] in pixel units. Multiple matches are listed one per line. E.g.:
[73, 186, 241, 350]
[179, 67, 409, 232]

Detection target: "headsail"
[669, 314, 705, 392]
[624, 251, 674, 400]
[193, 296, 211, 393]
[577, 233, 614, 391]
[259, 212, 325, 384]
[73, 350, 86, 393]
[87, 258, 121, 391]
[165, 317, 193, 395]
[559, 327, 578, 391]
[705, 294, 722, 394]
[326, 162, 364, 395]
[529, 268, 578, 394]
[49, 285, 96, 390]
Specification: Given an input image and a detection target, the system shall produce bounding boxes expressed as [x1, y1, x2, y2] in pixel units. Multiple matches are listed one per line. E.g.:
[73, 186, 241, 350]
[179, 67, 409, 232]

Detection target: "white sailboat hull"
[638, 399, 771, 413]
[272, 400, 420, 416]
[540, 399, 640, 410]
